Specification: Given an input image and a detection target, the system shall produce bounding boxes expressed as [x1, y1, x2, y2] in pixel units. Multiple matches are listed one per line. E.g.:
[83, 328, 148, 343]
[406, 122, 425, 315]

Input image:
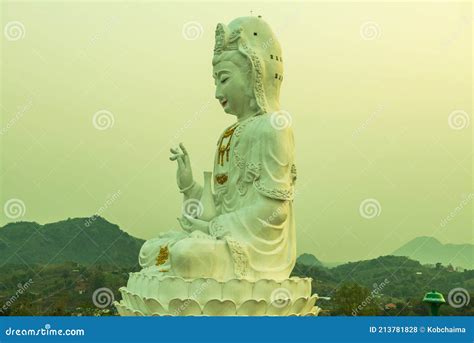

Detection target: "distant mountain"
[391, 236, 473, 270]
[296, 253, 345, 268]
[292, 254, 474, 300]
[0, 217, 144, 268]
[296, 253, 323, 267]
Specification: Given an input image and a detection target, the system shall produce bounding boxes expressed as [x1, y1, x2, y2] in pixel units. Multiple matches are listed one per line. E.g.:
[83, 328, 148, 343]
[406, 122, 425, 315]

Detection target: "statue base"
[114, 269, 321, 316]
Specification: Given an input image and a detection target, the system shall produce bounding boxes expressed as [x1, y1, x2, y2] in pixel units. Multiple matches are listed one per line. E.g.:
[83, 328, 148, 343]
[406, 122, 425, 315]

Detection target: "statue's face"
[213, 59, 253, 117]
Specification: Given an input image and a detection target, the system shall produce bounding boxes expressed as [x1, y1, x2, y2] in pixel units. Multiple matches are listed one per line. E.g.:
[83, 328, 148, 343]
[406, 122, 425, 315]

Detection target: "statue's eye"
[221, 77, 229, 84]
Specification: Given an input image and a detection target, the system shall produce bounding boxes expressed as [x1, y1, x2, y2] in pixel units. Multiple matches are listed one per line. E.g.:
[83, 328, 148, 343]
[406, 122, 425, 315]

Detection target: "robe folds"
[139, 113, 297, 281]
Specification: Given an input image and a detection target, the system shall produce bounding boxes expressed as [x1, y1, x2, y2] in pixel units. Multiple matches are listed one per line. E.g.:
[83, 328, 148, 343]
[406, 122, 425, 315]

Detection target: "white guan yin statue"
[115, 15, 321, 316]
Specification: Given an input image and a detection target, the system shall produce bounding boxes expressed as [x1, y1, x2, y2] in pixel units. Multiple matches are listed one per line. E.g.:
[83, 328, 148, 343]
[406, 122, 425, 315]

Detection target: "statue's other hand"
[177, 215, 210, 234]
[169, 142, 193, 190]
[177, 216, 193, 233]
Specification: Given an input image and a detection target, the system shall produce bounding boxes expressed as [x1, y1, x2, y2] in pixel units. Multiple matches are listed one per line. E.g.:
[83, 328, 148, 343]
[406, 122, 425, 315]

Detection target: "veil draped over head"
[213, 16, 284, 114]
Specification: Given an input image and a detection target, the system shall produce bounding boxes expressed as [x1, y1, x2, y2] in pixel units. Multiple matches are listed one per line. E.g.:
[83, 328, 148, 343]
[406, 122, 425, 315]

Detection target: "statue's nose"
[215, 87, 223, 100]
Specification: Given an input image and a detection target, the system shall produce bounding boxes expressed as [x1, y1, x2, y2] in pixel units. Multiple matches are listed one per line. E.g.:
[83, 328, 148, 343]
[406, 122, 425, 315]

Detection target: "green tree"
[333, 282, 380, 316]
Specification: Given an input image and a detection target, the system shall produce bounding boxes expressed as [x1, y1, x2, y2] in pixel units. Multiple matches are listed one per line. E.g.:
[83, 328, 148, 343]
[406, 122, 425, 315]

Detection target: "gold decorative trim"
[155, 245, 169, 266]
[215, 173, 228, 184]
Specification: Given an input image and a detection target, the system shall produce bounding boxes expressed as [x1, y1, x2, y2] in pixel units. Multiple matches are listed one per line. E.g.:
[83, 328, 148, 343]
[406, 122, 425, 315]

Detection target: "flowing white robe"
[139, 113, 297, 281]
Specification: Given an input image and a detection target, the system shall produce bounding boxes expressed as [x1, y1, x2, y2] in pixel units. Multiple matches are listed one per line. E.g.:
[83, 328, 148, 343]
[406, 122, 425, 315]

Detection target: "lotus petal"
[282, 278, 310, 299]
[137, 273, 151, 297]
[299, 279, 312, 298]
[267, 299, 292, 316]
[189, 278, 221, 304]
[147, 274, 162, 299]
[290, 297, 308, 314]
[237, 299, 266, 316]
[156, 277, 189, 304]
[132, 309, 144, 316]
[119, 288, 134, 309]
[114, 301, 128, 316]
[253, 279, 278, 302]
[132, 274, 144, 295]
[129, 293, 148, 314]
[125, 273, 133, 287]
[203, 299, 236, 316]
[307, 306, 322, 316]
[124, 290, 137, 310]
[143, 297, 167, 315]
[222, 279, 253, 305]
[301, 294, 318, 314]
[281, 278, 298, 292]
[169, 298, 202, 316]
[115, 301, 135, 316]
[126, 273, 139, 293]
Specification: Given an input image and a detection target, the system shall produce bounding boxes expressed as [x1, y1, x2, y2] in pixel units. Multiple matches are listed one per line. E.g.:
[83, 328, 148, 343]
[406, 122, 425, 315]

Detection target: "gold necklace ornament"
[217, 124, 238, 166]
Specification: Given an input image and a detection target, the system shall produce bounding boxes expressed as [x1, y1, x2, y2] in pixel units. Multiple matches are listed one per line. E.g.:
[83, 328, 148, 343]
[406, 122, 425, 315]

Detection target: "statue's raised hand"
[169, 143, 194, 191]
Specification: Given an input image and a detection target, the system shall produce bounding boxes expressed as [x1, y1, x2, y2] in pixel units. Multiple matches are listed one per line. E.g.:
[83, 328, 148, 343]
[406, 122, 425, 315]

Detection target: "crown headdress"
[214, 24, 243, 55]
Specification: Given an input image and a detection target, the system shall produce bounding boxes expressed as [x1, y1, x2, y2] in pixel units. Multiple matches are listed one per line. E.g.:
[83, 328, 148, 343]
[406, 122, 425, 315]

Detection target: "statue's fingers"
[179, 143, 188, 156]
[183, 214, 199, 225]
[169, 153, 181, 161]
[179, 143, 191, 165]
[177, 217, 191, 230]
[170, 147, 179, 154]
[176, 155, 185, 169]
[183, 214, 193, 222]
[177, 218, 185, 229]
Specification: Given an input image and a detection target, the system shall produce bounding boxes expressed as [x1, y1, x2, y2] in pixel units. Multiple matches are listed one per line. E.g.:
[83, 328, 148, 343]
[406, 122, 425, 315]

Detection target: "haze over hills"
[298, 236, 473, 270]
[291, 253, 474, 303]
[0, 217, 144, 268]
[1, 218, 472, 272]
[391, 236, 473, 270]
[1, 217, 472, 317]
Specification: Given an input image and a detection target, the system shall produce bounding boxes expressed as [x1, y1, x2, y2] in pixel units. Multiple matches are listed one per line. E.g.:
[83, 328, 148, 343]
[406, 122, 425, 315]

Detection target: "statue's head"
[212, 16, 283, 117]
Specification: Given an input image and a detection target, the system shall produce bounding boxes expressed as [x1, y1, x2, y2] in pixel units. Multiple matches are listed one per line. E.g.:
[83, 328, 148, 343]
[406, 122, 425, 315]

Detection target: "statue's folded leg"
[169, 236, 234, 281]
[139, 230, 188, 269]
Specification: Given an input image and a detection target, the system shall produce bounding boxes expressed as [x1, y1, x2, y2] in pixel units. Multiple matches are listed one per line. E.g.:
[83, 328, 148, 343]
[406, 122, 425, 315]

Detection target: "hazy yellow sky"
[1, 1, 472, 262]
